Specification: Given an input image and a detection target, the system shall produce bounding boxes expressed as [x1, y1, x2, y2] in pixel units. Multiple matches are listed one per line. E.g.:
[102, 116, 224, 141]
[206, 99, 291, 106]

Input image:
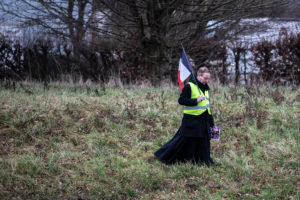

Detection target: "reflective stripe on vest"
[184, 82, 211, 115]
[184, 104, 210, 110]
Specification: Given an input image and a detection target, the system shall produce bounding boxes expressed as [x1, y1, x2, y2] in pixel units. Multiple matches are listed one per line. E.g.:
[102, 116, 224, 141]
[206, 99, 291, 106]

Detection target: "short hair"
[197, 67, 210, 76]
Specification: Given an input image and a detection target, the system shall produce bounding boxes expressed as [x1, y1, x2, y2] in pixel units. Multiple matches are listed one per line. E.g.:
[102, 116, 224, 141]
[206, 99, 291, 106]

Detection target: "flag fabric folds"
[178, 48, 192, 90]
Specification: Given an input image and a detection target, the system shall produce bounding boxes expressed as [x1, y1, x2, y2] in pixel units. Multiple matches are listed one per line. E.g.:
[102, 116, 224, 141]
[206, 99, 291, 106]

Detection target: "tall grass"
[0, 81, 299, 199]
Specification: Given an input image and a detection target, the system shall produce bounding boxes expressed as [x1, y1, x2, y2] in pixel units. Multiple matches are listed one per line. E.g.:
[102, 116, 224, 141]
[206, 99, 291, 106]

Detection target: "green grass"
[0, 81, 299, 199]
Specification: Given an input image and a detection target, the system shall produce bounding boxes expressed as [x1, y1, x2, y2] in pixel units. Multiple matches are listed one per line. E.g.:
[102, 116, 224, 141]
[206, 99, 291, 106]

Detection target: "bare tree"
[0, 0, 291, 84]
[95, 0, 290, 84]
[1, 1, 94, 55]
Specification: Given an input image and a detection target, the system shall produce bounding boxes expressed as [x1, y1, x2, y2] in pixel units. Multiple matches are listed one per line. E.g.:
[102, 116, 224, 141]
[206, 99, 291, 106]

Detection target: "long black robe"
[154, 80, 214, 166]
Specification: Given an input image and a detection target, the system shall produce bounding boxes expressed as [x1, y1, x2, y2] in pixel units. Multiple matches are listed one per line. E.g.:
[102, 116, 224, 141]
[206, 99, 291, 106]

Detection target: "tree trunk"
[243, 50, 247, 85]
[234, 48, 241, 85]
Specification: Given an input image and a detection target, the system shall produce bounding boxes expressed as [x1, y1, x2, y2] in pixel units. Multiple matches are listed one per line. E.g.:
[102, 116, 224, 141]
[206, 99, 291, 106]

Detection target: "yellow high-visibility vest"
[184, 82, 211, 115]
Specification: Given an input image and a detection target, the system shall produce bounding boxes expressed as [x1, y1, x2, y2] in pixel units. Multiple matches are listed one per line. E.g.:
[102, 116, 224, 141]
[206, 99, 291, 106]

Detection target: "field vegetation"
[0, 81, 299, 199]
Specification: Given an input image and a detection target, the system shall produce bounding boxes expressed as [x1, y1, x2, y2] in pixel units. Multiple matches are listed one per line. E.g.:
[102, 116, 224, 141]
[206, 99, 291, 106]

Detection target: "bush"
[252, 32, 300, 85]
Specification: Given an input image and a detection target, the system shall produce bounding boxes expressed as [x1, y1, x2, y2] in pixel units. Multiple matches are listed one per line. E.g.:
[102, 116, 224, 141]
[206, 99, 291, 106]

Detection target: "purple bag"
[210, 126, 220, 141]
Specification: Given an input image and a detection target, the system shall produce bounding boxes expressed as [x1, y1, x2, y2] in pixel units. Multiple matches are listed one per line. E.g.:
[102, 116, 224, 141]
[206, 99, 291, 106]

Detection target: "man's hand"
[197, 95, 204, 102]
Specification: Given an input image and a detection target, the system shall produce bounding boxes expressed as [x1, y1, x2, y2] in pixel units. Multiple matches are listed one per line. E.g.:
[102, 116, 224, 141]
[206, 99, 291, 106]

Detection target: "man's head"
[197, 67, 211, 84]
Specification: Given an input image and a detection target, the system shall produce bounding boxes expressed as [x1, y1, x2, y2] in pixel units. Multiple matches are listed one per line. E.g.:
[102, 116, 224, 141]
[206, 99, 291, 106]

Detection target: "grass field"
[0, 81, 299, 199]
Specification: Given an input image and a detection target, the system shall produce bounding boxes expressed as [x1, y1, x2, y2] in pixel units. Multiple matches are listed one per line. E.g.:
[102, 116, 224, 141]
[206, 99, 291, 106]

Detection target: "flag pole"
[181, 44, 203, 96]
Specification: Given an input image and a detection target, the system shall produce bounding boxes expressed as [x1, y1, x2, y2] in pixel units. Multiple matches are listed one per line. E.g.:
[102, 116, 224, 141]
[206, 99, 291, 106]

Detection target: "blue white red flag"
[178, 48, 192, 90]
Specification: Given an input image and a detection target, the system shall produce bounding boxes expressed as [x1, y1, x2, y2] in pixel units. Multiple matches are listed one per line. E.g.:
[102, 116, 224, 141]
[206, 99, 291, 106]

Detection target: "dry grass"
[0, 81, 299, 199]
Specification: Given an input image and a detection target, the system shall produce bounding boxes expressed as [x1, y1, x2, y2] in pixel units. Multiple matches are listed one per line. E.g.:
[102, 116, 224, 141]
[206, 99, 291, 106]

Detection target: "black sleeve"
[208, 114, 215, 127]
[178, 84, 198, 106]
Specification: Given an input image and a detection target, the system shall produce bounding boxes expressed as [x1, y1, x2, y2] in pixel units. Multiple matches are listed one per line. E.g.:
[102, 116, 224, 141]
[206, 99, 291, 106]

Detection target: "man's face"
[197, 72, 211, 84]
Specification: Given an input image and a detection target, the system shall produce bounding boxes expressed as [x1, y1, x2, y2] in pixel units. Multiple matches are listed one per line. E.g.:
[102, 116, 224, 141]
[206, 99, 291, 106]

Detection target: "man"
[154, 67, 215, 166]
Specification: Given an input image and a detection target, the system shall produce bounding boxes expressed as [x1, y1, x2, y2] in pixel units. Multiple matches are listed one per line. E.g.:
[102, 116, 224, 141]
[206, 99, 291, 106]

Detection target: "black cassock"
[154, 80, 214, 166]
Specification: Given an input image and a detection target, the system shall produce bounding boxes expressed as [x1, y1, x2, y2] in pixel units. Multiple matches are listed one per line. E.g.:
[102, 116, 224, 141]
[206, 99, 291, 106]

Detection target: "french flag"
[178, 47, 192, 90]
